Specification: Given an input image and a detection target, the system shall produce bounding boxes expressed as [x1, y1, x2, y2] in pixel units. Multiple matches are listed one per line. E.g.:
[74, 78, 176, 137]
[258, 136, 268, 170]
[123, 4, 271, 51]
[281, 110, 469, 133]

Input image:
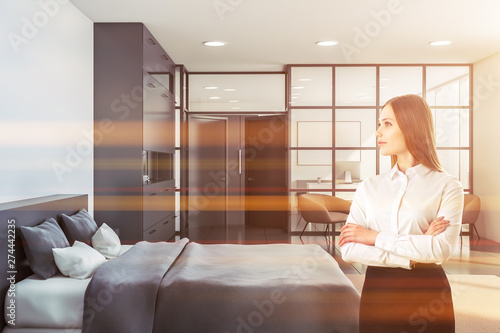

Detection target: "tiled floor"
[442, 238, 500, 276]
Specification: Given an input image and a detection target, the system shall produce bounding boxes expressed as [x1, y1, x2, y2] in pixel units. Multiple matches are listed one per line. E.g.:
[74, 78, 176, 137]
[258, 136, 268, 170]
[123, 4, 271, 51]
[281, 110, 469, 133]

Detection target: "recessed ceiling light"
[292, 86, 305, 89]
[298, 78, 312, 82]
[229, 100, 239, 103]
[291, 96, 298, 99]
[224, 88, 236, 91]
[231, 107, 241, 110]
[429, 40, 451, 46]
[315, 41, 338, 46]
[203, 41, 226, 47]
[204, 86, 218, 90]
[359, 96, 370, 99]
[209, 96, 221, 100]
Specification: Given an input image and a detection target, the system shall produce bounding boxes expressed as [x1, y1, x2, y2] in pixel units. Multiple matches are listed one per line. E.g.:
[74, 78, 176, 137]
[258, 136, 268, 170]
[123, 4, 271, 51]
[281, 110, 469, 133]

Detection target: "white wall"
[0, 0, 94, 212]
[473, 52, 500, 243]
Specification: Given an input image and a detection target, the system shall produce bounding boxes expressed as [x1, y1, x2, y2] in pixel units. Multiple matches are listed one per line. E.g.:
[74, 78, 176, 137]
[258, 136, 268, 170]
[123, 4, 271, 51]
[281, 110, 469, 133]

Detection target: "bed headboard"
[0, 194, 87, 330]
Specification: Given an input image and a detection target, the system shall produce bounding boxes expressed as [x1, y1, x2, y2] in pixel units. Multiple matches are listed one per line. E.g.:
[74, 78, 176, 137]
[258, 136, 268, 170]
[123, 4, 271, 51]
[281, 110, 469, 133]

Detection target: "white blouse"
[341, 163, 464, 269]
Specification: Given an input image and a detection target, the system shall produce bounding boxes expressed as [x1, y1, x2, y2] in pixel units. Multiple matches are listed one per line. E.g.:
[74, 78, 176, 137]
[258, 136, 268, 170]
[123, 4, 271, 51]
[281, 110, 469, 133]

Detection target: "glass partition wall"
[289, 64, 472, 234]
[175, 65, 189, 238]
[179, 65, 472, 236]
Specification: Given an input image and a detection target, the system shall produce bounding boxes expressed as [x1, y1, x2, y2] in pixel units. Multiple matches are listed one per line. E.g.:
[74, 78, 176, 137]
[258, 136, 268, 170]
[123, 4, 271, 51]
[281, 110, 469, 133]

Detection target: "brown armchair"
[297, 193, 352, 240]
[461, 193, 481, 243]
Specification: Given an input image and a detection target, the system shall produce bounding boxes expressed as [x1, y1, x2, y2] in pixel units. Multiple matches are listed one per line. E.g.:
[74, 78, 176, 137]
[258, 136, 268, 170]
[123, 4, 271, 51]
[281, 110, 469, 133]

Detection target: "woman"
[339, 94, 463, 333]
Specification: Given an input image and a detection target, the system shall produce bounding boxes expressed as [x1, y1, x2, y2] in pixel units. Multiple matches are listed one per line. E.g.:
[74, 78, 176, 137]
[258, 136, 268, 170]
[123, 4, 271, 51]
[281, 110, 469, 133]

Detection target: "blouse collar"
[389, 163, 431, 179]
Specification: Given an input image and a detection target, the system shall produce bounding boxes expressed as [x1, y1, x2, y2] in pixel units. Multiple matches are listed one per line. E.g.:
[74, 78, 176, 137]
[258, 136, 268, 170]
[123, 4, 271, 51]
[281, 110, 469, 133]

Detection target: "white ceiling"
[70, 0, 500, 72]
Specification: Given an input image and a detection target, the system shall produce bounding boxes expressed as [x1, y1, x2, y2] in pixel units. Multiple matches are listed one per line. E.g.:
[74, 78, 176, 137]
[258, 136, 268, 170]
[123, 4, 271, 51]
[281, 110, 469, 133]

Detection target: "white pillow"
[52, 241, 107, 279]
[91, 223, 121, 259]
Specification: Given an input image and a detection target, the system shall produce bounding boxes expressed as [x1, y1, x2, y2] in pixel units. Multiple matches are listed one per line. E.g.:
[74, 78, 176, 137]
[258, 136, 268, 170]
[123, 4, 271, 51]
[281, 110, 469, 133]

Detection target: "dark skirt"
[359, 264, 454, 333]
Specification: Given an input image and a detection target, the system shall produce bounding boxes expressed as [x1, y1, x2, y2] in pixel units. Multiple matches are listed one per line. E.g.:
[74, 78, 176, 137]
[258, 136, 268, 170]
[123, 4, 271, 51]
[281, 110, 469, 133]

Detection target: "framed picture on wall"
[296, 121, 361, 165]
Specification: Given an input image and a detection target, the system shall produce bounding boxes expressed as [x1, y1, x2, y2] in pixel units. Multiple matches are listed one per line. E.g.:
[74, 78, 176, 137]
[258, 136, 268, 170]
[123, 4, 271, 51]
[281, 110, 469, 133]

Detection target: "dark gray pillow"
[20, 218, 70, 279]
[60, 209, 98, 245]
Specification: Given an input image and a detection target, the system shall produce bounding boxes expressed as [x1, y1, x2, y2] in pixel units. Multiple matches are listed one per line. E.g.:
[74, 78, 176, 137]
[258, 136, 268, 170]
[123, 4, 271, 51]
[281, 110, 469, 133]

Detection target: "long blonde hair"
[383, 94, 442, 172]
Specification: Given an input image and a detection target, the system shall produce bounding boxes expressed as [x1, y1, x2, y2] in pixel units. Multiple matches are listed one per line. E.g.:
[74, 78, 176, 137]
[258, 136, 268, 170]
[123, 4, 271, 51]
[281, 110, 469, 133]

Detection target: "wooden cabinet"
[94, 23, 175, 243]
[142, 183, 175, 241]
[143, 214, 175, 242]
[143, 26, 175, 74]
[143, 72, 175, 153]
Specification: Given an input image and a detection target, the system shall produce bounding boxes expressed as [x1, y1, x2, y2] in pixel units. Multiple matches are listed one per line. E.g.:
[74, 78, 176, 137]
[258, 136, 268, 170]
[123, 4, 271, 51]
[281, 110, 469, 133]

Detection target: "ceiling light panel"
[203, 41, 226, 47]
[429, 40, 452, 46]
[315, 41, 338, 46]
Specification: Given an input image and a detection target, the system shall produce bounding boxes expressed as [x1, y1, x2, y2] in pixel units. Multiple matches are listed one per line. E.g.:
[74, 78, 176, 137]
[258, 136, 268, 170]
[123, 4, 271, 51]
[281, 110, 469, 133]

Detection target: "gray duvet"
[83, 239, 359, 333]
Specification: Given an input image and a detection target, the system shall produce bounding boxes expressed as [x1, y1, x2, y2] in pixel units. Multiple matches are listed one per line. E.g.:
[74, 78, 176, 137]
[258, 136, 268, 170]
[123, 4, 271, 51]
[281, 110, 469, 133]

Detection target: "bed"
[0, 195, 360, 333]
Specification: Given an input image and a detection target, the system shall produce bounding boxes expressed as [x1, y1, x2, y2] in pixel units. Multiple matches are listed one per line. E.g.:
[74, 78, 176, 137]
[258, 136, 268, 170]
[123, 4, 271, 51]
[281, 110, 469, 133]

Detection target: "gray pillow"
[60, 209, 98, 245]
[20, 218, 70, 279]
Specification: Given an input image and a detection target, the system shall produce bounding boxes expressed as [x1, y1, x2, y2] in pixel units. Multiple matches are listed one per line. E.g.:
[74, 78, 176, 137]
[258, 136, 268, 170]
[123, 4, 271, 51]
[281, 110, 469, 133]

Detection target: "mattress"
[3, 245, 132, 332]
[5, 274, 88, 329]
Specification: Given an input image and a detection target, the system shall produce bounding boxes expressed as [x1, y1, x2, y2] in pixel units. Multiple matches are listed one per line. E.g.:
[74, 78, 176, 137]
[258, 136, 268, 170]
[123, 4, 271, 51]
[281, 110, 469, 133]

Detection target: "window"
[289, 64, 472, 231]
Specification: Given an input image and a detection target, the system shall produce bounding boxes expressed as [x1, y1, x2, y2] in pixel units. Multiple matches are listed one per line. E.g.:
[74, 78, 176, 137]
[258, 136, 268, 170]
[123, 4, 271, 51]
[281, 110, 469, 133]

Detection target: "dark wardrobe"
[94, 23, 176, 243]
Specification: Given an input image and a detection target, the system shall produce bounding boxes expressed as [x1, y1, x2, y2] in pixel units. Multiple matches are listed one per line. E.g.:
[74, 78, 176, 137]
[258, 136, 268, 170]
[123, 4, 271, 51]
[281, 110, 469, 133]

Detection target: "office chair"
[297, 193, 351, 241]
[461, 193, 481, 244]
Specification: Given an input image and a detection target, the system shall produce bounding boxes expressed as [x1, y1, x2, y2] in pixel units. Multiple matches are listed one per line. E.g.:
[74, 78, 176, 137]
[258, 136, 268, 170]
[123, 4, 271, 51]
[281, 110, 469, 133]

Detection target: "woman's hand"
[338, 223, 379, 247]
[425, 216, 450, 236]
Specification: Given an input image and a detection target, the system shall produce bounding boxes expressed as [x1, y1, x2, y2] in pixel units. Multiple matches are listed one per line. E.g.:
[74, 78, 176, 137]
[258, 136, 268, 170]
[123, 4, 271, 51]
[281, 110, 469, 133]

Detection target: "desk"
[305, 182, 331, 194]
[305, 181, 360, 190]
[335, 182, 360, 190]
[295, 180, 360, 199]
[305, 181, 360, 200]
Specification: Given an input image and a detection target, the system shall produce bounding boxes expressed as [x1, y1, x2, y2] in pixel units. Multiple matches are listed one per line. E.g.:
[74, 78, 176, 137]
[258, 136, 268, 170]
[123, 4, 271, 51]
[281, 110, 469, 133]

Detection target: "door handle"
[247, 177, 255, 182]
[218, 177, 226, 182]
[238, 149, 242, 175]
